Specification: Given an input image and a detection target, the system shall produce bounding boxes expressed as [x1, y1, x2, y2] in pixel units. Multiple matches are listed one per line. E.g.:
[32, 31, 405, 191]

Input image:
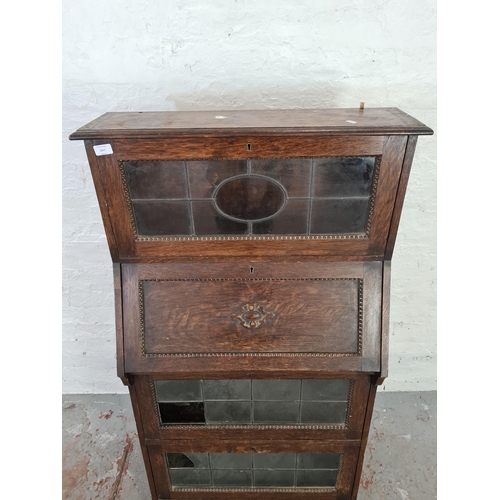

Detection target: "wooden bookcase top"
[69, 107, 433, 140]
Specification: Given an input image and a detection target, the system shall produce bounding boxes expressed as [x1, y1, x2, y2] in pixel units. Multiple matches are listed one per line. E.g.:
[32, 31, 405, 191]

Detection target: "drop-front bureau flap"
[122, 261, 382, 375]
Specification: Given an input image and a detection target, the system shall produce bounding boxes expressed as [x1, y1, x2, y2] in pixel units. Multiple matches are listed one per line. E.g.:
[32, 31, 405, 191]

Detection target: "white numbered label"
[93, 144, 113, 156]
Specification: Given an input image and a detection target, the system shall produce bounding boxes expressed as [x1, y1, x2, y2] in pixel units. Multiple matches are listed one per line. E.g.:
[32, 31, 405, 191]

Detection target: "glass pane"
[191, 200, 248, 235]
[214, 176, 286, 222]
[301, 379, 350, 401]
[124, 161, 187, 199]
[300, 402, 348, 424]
[121, 157, 378, 237]
[251, 158, 312, 197]
[132, 200, 191, 236]
[166, 452, 340, 489]
[158, 402, 205, 424]
[169, 469, 211, 486]
[203, 380, 251, 400]
[155, 380, 202, 402]
[297, 469, 338, 487]
[253, 453, 296, 469]
[310, 198, 370, 234]
[167, 453, 209, 469]
[254, 470, 295, 487]
[210, 453, 252, 469]
[313, 157, 375, 197]
[204, 401, 252, 424]
[253, 401, 300, 423]
[252, 380, 301, 400]
[212, 469, 252, 487]
[297, 453, 340, 470]
[187, 160, 248, 198]
[153, 379, 350, 426]
[252, 199, 309, 234]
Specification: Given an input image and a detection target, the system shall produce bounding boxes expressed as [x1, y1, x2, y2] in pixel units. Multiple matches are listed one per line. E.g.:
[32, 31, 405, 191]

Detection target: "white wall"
[62, 0, 436, 393]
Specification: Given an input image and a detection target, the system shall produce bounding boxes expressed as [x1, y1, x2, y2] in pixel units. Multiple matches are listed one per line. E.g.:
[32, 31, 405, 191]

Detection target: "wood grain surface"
[143, 278, 360, 355]
[122, 261, 382, 375]
[69, 108, 433, 140]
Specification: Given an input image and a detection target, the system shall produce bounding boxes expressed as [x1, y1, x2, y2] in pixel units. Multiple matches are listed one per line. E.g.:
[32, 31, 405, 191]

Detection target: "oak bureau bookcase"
[69, 107, 433, 499]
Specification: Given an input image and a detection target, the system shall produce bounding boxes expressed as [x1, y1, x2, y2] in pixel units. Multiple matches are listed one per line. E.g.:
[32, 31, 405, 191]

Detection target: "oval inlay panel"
[214, 175, 287, 222]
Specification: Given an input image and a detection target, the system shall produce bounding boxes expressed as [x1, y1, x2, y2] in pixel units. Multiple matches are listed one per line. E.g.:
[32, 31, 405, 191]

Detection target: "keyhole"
[247, 143, 252, 151]
[249, 266, 254, 274]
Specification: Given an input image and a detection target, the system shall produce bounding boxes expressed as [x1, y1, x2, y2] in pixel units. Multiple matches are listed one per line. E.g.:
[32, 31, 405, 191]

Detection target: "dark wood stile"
[113, 263, 128, 385]
[377, 261, 391, 385]
[350, 384, 378, 500]
[70, 108, 433, 499]
[128, 382, 159, 499]
[359, 263, 382, 373]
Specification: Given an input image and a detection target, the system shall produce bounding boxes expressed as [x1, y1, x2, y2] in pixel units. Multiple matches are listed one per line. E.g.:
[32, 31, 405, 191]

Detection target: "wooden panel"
[122, 261, 382, 374]
[367, 135, 408, 254]
[83, 140, 119, 260]
[112, 135, 384, 159]
[126, 356, 367, 376]
[86, 140, 137, 256]
[385, 135, 418, 260]
[133, 237, 382, 259]
[114, 254, 377, 264]
[143, 278, 360, 355]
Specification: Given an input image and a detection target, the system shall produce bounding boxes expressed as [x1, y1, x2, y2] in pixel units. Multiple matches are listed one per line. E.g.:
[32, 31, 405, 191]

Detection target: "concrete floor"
[62, 391, 436, 500]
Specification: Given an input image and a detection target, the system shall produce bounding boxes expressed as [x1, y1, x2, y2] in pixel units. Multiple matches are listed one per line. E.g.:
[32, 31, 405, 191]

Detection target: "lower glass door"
[134, 375, 371, 441]
[147, 439, 360, 499]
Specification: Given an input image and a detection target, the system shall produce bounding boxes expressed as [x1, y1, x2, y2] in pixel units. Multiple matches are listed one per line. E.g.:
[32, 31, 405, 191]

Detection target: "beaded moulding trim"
[162, 452, 342, 494]
[118, 155, 381, 242]
[138, 278, 364, 358]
